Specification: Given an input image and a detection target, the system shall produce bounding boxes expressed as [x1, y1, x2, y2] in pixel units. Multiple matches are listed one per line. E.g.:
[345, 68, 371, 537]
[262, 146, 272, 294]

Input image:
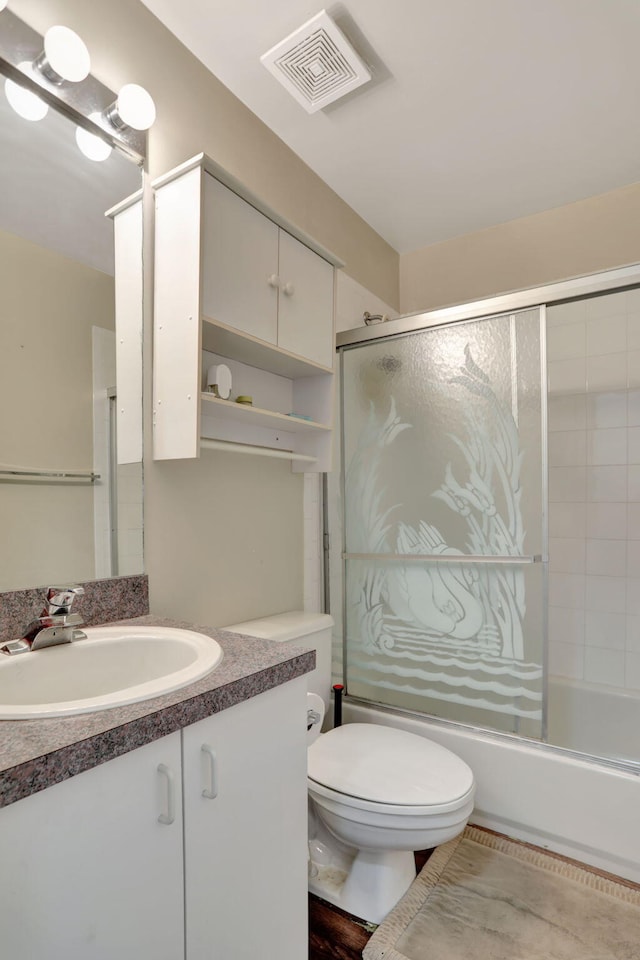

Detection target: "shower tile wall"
[547, 289, 640, 690]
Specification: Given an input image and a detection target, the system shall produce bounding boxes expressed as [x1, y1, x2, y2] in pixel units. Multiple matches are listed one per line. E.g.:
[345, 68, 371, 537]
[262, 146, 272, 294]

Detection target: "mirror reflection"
[0, 82, 143, 591]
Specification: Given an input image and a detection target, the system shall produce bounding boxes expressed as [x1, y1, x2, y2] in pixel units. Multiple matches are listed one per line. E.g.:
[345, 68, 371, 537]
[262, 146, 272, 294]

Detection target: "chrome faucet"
[0, 585, 88, 656]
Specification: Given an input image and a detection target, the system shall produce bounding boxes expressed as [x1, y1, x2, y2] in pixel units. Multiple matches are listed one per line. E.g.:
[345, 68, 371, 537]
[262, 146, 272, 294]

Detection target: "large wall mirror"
[0, 63, 144, 591]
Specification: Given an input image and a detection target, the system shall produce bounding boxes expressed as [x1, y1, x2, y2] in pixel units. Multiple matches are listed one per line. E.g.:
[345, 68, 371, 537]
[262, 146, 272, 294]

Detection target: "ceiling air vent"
[260, 9, 371, 114]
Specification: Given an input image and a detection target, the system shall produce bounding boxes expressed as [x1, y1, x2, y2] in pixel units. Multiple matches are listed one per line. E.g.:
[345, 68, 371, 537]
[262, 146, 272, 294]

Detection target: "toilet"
[225, 611, 475, 924]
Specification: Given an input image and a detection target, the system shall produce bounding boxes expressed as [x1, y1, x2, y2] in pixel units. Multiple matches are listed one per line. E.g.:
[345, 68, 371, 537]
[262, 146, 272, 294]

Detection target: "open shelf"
[200, 393, 330, 434]
[201, 316, 332, 380]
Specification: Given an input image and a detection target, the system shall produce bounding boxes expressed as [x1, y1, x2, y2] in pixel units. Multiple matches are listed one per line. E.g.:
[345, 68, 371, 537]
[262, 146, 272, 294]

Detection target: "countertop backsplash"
[0, 574, 149, 640]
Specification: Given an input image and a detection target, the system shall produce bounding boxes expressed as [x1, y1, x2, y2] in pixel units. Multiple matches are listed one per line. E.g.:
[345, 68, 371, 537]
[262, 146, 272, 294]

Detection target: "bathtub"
[547, 675, 640, 768]
[344, 693, 640, 884]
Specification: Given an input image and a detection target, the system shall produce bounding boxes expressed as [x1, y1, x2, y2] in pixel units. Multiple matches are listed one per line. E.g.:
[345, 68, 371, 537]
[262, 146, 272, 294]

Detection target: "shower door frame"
[332, 261, 640, 755]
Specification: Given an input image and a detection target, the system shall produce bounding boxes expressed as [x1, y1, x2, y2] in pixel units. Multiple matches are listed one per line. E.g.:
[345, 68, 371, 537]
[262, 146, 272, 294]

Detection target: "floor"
[308, 850, 433, 960]
[308, 834, 640, 960]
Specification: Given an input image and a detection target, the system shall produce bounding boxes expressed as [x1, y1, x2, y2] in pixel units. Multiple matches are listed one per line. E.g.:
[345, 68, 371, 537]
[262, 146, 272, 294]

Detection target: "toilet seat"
[308, 723, 474, 812]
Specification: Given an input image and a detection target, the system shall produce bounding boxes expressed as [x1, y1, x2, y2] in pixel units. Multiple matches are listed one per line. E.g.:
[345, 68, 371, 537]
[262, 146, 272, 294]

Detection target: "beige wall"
[11, 0, 399, 625]
[0, 228, 114, 590]
[400, 182, 640, 315]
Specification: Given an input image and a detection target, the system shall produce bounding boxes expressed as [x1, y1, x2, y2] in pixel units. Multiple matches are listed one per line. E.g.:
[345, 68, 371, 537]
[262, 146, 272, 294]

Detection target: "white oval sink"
[0, 625, 223, 719]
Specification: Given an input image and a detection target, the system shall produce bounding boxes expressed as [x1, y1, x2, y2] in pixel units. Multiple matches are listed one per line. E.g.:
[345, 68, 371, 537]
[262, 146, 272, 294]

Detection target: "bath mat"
[363, 826, 640, 960]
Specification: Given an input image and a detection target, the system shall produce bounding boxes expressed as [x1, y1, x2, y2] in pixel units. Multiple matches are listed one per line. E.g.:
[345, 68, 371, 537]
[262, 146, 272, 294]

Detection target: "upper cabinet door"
[277, 230, 334, 369]
[202, 175, 279, 344]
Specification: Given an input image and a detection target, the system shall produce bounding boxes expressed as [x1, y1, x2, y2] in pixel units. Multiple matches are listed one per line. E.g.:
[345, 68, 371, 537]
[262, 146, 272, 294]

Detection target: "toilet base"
[309, 823, 417, 925]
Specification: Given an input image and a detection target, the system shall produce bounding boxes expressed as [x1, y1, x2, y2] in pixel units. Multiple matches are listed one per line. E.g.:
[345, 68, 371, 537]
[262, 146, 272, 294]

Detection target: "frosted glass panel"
[340, 309, 545, 737]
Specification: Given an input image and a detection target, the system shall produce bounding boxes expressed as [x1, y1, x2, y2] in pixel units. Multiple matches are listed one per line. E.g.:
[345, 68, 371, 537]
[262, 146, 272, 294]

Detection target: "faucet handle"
[43, 585, 85, 616]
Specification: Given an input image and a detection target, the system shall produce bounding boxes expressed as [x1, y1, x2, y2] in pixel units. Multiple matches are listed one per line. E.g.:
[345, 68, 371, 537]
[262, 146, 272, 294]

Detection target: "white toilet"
[226, 611, 475, 924]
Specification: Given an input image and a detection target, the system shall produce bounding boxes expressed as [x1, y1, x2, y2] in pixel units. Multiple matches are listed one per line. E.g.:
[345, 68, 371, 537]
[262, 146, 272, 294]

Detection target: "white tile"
[628, 579, 640, 615]
[586, 315, 626, 356]
[547, 300, 587, 326]
[629, 465, 640, 501]
[584, 575, 626, 613]
[626, 616, 640, 653]
[629, 390, 640, 426]
[626, 288, 640, 314]
[548, 395, 587, 432]
[548, 501, 586, 539]
[624, 652, 640, 691]
[549, 537, 585, 573]
[548, 640, 584, 680]
[586, 390, 628, 428]
[628, 351, 640, 389]
[628, 315, 640, 352]
[548, 606, 584, 645]
[587, 465, 627, 502]
[548, 430, 586, 467]
[585, 291, 627, 321]
[547, 321, 585, 361]
[629, 427, 640, 464]
[586, 539, 626, 577]
[586, 353, 627, 392]
[586, 428, 627, 465]
[549, 466, 586, 502]
[627, 542, 640, 578]
[548, 358, 586, 396]
[586, 503, 627, 540]
[584, 646, 625, 686]
[584, 610, 626, 649]
[549, 573, 585, 609]
[627, 503, 640, 540]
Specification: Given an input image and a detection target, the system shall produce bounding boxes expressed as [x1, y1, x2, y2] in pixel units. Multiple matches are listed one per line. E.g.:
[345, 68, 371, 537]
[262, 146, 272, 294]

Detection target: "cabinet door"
[183, 678, 308, 960]
[202, 175, 279, 344]
[0, 733, 184, 960]
[277, 230, 334, 369]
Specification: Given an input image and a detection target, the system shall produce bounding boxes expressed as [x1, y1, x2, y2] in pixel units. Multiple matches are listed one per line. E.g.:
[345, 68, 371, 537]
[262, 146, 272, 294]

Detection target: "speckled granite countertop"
[0, 615, 314, 808]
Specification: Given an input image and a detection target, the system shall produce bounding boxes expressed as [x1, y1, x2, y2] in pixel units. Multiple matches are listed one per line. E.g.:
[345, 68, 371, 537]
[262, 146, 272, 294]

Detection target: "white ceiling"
[141, 0, 640, 254]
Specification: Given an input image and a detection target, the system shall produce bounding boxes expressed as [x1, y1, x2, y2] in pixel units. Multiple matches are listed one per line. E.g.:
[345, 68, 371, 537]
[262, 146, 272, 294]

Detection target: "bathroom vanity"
[0, 616, 313, 960]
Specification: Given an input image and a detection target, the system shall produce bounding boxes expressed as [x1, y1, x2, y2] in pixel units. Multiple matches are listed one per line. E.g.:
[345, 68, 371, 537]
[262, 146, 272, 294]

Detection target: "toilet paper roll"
[306, 693, 325, 745]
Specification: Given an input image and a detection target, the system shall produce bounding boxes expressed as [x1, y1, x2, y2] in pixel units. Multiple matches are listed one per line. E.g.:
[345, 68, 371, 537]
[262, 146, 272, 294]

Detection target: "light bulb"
[76, 113, 112, 162]
[4, 63, 49, 122]
[112, 83, 156, 130]
[42, 25, 90, 83]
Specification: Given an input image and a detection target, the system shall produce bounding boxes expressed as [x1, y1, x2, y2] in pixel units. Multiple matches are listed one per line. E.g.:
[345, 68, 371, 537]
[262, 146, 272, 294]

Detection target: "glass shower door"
[339, 308, 546, 739]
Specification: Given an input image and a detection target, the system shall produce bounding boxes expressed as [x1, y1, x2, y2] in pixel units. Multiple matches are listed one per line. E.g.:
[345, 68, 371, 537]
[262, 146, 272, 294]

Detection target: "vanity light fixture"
[4, 62, 48, 121]
[34, 26, 91, 85]
[0, 9, 153, 162]
[75, 112, 113, 161]
[105, 83, 156, 132]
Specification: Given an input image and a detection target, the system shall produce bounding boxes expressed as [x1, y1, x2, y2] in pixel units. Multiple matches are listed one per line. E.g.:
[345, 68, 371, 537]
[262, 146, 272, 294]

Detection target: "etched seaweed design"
[345, 397, 410, 653]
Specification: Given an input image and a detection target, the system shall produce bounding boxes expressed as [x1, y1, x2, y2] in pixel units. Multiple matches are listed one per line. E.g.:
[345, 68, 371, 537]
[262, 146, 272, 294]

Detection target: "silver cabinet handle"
[201, 744, 218, 800]
[157, 763, 176, 825]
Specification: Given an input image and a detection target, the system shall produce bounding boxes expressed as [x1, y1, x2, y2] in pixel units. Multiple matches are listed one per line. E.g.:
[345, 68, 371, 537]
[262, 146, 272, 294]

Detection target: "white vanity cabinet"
[182, 676, 308, 959]
[153, 154, 341, 470]
[0, 678, 309, 960]
[0, 733, 184, 960]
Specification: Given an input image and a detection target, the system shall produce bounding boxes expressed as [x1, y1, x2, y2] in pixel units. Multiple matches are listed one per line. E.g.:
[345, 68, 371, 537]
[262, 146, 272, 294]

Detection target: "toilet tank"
[224, 611, 334, 703]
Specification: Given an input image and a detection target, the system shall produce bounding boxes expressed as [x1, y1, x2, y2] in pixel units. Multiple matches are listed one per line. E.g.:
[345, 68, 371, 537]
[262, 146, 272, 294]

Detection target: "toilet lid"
[307, 724, 474, 806]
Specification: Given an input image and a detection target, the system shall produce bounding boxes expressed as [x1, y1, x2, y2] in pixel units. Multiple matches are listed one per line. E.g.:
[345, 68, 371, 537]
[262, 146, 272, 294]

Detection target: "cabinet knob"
[267, 273, 280, 289]
[282, 282, 294, 297]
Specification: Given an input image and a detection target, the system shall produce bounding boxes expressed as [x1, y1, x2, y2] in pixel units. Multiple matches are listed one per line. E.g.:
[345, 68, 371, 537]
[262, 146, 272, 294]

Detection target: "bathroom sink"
[0, 625, 223, 719]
